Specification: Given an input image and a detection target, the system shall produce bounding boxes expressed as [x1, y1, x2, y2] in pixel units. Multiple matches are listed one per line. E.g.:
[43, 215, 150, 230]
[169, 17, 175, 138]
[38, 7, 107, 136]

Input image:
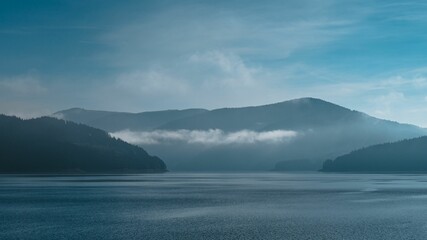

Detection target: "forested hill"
[0, 115, 167, 173]
[321, 136, 427, 172]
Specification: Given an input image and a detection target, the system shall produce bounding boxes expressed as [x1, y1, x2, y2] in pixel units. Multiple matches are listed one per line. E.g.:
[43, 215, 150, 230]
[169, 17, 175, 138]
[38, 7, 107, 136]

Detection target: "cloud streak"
[0, 75, 46, 95]
[111, 129, 298, 145]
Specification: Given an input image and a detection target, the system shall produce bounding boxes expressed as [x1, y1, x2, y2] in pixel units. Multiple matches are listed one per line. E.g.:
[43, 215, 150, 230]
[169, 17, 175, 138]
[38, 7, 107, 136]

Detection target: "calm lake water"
[2, 172, 427, 239]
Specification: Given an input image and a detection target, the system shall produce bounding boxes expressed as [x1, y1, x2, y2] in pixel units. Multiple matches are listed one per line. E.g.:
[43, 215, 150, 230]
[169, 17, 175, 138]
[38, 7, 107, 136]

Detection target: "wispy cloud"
[111, 129, 298, 145]
[115, 69, 190, 96]
[102, 1, 359, 67]
[189, 51, 258, 88]
[0, 75, 46, 95]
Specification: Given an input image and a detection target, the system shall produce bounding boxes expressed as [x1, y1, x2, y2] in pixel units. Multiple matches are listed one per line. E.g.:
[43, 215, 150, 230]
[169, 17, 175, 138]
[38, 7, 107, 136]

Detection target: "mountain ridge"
[53, 97, 427, 171]
[54, 108, 209, 132]
[56, 97, 423, 132]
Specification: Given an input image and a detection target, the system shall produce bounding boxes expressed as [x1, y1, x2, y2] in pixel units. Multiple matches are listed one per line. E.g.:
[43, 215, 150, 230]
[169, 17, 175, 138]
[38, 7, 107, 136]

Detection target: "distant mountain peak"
[54, 107, 86, 115]
[290, 97, 324, 102]
[286, 97, 344, 107]
[242, 97, 346, 110]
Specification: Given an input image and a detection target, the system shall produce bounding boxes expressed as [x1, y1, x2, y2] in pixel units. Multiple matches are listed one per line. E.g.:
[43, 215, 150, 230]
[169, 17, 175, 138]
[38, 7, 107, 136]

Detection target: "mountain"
[321, 136, 427, 172]
[0, 115, 167, 173]
[157, 98, 364, 131]
[54, 98, 427, 171]
[54, 108, 208, 132]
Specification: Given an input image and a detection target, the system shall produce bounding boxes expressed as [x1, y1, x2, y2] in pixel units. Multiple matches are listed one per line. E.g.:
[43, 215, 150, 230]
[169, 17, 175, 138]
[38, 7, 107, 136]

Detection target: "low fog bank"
[110, 123, 426, 171]
[111, 129, 298, 145]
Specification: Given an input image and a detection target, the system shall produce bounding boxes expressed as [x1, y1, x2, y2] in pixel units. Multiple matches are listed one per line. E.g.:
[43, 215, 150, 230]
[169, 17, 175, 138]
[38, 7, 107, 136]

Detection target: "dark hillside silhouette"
[322, 136, 427, 172]
[0, 115, 166, 173]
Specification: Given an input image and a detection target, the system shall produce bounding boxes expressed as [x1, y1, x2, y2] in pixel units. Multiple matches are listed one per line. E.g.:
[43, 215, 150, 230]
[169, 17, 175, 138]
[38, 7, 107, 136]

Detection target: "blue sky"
[1, 0, 427, 126]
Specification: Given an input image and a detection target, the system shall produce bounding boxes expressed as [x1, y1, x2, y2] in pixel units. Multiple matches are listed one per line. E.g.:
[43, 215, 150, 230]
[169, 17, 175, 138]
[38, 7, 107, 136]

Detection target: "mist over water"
[2, 173, 427, 239]
[111, 129, 298, 145]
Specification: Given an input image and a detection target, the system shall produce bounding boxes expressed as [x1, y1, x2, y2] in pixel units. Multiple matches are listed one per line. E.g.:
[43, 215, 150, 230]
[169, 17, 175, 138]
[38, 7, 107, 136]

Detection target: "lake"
[1, 172, 427, 239]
